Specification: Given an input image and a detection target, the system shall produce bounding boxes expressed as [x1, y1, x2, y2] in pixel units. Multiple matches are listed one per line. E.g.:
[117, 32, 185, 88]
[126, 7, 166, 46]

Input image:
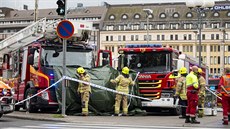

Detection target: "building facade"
[100, 1, 230, 77]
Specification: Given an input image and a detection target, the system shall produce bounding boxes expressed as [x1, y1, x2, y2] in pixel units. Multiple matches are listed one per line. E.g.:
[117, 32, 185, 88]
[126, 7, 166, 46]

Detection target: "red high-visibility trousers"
[222, 95, 230, 121]
[186, 91, 198, 117]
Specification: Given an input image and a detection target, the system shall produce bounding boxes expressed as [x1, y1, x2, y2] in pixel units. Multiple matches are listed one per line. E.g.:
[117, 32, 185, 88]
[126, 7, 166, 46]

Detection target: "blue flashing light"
[126, 44, 162, 48]
[50, 73, 54, 76]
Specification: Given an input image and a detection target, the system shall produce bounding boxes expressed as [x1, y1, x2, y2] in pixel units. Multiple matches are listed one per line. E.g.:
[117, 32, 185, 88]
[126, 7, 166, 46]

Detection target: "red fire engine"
[117, 44, 208, 114]
[0, 18, 99, 112]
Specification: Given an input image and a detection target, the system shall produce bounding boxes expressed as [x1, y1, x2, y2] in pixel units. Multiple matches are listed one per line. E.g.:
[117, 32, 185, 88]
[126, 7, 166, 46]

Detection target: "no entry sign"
[56, 20, 74, 39]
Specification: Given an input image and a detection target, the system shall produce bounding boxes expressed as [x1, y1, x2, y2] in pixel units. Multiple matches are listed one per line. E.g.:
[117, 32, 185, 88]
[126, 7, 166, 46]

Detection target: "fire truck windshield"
[40, 47, 93, 68]
[123, 52, 171, 73]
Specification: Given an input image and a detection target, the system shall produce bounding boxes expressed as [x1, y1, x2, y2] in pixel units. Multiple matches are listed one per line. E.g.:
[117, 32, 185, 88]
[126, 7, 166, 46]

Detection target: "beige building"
[100, 1, 230, 77]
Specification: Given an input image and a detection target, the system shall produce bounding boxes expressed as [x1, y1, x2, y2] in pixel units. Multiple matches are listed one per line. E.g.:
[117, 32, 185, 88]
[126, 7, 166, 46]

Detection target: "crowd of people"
[75, 65, 230, 125]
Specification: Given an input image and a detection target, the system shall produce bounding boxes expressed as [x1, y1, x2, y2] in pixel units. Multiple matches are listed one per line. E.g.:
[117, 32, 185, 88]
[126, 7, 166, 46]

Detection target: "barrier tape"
[15, 77, 64, 105]
[64, 76, 151, 101]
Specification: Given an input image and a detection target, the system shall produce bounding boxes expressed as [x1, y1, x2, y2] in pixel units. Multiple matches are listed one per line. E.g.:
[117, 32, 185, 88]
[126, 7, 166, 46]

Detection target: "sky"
[0, 0, 189, 10]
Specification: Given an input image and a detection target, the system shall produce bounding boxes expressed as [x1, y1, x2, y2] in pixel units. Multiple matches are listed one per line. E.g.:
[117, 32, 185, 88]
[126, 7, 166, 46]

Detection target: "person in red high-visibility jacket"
[185, 66, 200, 124]
[218, 67, 230, 125]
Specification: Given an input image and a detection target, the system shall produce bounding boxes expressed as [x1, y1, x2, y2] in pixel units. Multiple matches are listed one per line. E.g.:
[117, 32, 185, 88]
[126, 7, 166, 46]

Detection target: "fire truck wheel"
[171, 107, 180, 116]
[25, 89, 37, 113]
[0, 113, 3, 118]
[15, 105, 20, 111]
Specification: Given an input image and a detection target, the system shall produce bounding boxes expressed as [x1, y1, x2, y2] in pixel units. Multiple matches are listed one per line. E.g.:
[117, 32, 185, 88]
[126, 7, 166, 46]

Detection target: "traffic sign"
[56, 20, 74, 39]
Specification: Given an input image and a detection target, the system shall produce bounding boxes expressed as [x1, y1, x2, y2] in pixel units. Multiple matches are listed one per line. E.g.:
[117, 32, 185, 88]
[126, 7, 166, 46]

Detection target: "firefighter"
[197, 68, 206, 118]
[76, 67, 91, 116]
[174, 67, 188, 119]
[110, 67, 134, 116]
[218, 67, 230, 125]
[185, 66, 200, 124]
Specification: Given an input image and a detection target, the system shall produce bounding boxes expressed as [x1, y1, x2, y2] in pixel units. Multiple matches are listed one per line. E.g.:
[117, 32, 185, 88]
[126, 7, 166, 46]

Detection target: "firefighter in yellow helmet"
[197, 68, 206, 118]
[110, 67, 135, 116]
[174, 67, 188, 119]
[76, 67, 91, 116]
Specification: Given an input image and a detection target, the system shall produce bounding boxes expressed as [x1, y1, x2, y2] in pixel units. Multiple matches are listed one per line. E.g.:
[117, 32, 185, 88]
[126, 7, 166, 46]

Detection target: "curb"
[4, 114, 66, 122]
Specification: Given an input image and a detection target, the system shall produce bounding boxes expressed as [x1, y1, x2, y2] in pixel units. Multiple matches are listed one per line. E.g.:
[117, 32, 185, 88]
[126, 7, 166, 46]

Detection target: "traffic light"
[56, 0, 65, 16]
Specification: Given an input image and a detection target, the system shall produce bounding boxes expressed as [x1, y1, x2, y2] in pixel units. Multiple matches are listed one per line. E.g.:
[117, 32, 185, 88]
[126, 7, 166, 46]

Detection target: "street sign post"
[56, 20, 74, 39]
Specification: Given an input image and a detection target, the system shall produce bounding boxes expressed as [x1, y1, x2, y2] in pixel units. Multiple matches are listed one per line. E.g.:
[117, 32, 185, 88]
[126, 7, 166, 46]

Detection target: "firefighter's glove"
[110, 79, 116, 84]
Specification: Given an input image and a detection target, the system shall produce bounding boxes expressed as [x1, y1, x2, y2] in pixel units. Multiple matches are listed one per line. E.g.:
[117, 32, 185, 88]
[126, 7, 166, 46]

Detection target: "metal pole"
[34, 0, 38, 22]
[147, 15, 149, 44]
[198, 8, 202, 67]
[62, 0, 67, 117]
[220, 29, 225, 75]
[194, 31, 198, 58]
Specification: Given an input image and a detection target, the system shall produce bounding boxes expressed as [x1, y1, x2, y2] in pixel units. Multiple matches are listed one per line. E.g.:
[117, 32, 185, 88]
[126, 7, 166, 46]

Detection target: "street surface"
[1, 111, 230, 129]
[0, 117, 226, 129]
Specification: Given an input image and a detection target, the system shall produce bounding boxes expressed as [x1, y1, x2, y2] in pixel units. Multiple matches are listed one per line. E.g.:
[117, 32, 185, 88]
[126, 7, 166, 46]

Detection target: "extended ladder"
[0, 18, 47, 55]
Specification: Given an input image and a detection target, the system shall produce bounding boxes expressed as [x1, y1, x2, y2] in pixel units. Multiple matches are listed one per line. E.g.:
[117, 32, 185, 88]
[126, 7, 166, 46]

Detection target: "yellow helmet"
[179, 67, 187, 74]
[198, 68, 203, 74]
[77, 67, 85, 74]
[122, 67, 129, 74]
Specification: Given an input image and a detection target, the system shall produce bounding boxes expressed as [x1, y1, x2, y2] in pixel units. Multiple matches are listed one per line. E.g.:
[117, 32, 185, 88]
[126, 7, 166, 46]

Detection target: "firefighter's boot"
[198, 109, 204, 118]
[185, 116, 191, 123]
[191, 117, 200, 124]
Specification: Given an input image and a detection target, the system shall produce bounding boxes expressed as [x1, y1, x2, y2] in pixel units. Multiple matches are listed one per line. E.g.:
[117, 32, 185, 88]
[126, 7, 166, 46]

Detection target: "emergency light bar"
[126, 44, 162, 48]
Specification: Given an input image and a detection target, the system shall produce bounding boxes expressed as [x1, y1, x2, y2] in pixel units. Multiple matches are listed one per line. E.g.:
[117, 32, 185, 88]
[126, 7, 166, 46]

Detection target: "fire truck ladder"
[0, 18, 47, 55]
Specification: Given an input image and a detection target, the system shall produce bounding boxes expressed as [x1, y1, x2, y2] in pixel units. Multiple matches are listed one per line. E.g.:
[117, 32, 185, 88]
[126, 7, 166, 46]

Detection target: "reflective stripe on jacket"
[114, 75, 134, 94]
[175, 76, 187, 100]
[78, 74, 91, 93]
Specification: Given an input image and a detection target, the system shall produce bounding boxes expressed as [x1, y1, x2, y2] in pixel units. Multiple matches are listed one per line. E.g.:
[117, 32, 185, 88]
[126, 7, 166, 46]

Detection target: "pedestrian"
[110, 67, 134, 116]
[197, 68, 206, 118]
[174, 67, 188, 119]
[218, 67, 230, 125]
[185, 65, 200, 124]
[76, 67, 91, 116]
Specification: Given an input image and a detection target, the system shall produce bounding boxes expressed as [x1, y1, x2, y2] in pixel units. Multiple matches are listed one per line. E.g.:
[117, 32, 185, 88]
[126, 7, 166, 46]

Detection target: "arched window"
[109, 14, 115, 20]
[121, 14, 128, 20]
[134, 13, 141, 19]
[173, 12, 180, 18]
[227, 12, 230, 17]
[213, 12, 219, 17]
[159, 13, 166, 19]
[186, 12, 193, 18]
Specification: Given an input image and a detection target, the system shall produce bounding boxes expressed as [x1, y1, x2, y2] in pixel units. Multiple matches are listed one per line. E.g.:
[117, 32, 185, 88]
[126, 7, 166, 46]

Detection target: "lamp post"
[186, 0, 214, 67]
[193, 30, 198, 58]
[143, 9, 153, 44]
[220, 28, 226, 75]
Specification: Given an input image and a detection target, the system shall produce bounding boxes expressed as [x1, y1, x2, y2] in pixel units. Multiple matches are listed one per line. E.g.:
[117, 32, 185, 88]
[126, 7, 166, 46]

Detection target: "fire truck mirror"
[172, 70, 178, 77]
[28, 54, 34, 65]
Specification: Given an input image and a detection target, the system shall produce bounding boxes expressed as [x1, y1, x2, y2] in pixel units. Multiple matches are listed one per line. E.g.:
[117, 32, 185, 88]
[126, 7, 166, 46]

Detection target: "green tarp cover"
[54, 65, 145, 116]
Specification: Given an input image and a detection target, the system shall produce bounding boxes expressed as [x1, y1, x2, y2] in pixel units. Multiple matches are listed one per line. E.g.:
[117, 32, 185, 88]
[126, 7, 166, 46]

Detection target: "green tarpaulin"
[54, 65, 145, 116]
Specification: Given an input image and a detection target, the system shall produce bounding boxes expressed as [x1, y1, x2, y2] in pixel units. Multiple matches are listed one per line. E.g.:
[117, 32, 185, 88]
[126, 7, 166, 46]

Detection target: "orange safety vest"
[221, 75, 230, 96]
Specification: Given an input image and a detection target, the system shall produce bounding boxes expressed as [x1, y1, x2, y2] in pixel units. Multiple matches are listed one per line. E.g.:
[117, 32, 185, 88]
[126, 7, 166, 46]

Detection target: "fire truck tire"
[171, 107, 180, 116]
[0, 113, 3, 118]
[14, 105, 20, 111]
[25, 89, 37, 113]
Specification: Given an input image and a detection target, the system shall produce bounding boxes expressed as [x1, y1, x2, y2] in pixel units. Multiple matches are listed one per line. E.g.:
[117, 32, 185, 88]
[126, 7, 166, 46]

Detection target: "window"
[214, 56, 217, 64]
[210, 56, 213, 65]
[123, 35, 126, 41]
[216, 34, 219, 40]
[158, 24, 165, 29]
[157, 35, 160, 41]
[173, 12, 180, 18]
[135, 35, 138, 41]
[228, 56, 230, 64]
[211, 34, 214, 40]
[227, 12, 230, 17]
[162, 35, 165, 40]
[159, 13, 166, 19]
[110, 36, 113, 41]
[225, 56, 227, 64]
[121, 14, 128, 20]
[218, 56, 220, 64]
[184, 23, 192, 29]
[106, 25, 114, 30]
[134, 13, 141, 19]
[212, 23, 219, 29]
[175, 35, 178, 40]
[213, 12, 219, 17]
[218, 46, 220, 52]
[202, 34, 205, 40]
[184, 34, 187, 40]
[210, 68, 213, 73]
[109, 14, 115, 20]
[186, 12, 193, 18]
[118, 35, 121, 41]
[170, 23, 179, 29]
[106, 36, 109, 41]
[170, 35, 173, 40]
[131, 35, 134, 41]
